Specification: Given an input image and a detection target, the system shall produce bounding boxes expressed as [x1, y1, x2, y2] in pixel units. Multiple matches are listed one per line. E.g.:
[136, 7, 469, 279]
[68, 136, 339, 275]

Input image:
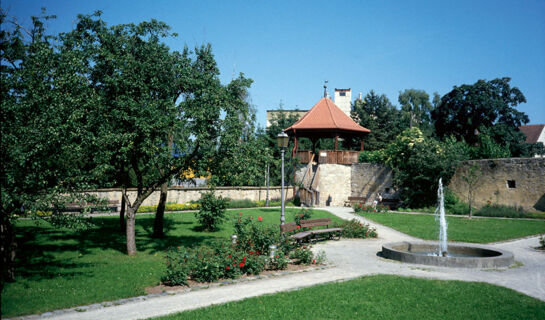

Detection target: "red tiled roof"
[284, 97, 370, 135]
[519, 124, 545, 143]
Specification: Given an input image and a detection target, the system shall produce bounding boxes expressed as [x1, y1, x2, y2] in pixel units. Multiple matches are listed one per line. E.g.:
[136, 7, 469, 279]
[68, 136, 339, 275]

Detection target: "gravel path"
[10, 207, 545, 320]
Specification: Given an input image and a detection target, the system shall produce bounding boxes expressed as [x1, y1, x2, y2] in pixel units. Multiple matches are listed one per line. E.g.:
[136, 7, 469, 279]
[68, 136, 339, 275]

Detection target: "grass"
[2, 208, 342, 318]
[153, 275, 545, 320]
[358, 212, 545, 243]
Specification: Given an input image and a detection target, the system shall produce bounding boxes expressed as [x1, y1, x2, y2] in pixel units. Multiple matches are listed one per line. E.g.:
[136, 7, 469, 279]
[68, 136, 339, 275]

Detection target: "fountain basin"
[382, 241, 514, 268]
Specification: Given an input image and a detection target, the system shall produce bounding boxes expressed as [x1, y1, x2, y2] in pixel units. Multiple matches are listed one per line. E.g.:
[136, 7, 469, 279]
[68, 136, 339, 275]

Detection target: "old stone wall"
[89, 186, 286, 207]
[316, 164, 352, 206]
[351, 163, 395, 204]
[448, 158, 545, 212]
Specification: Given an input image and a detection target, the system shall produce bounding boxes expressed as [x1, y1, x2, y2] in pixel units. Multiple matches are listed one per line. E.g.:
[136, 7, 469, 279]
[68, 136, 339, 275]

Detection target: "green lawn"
[2, 208, 342, 318]
[359, 212, 545, 243]
[153, 275, 545, 320]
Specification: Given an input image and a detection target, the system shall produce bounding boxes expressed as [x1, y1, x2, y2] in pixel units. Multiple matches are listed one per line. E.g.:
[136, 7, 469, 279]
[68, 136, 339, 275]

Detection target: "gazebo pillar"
[334, 134, 339, 151]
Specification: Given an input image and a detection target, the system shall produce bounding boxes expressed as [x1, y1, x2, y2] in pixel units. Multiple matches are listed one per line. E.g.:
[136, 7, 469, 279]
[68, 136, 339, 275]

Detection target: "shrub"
[294, 208, 313, 226]
[267, 250, 289, 270]
[353, 203, 388, 213]
[162, 246, 192, 286]
[233, 213, 281, 256]
[196, 190, 228, 231]
[539, 235, 545, 249]
[240, 254, 267, 275]
[290, 246, 314, 265]
[336, 219, 377, 238]
[137, 202, 199, 213]
[226, 199, 258, 209]
[189, 245, 224, 282]
[475, 204, 529, 219]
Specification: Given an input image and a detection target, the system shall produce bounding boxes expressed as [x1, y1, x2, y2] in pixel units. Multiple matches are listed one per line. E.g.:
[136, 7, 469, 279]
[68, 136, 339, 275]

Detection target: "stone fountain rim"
[381, 241, 515, 268]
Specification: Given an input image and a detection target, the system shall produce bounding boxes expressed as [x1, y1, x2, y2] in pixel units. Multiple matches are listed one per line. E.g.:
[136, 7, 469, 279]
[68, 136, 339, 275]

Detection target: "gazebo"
[284, 97, 370, 165]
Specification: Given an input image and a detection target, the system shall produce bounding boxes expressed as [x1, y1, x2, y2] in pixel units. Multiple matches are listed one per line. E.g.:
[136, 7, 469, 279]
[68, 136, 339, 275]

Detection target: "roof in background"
[284, 97, 370, 135]
[519, 124, 545, 143]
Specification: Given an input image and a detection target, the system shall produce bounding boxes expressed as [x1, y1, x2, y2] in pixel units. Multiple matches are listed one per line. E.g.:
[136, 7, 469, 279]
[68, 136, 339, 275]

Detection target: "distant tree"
[265, 110, 301, 186]
[398, 89, 434, 135]
[459, 162, 482, 219]
[351, 90, 404, 150]
[432, 77, 532, 156]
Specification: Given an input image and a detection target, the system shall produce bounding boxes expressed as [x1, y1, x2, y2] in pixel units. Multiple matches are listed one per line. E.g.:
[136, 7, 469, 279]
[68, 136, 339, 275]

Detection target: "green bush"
[353, 203, 388, 213]
[233, 213, 281, 256]
[475, 204, 531, 219]
[240, 254, 267, 275]
[293, 208, 313, 226]
[539, 235, 545, 249]
[197, 190, 228, 231]
[359, 150, 386, 163]
[137, 202, 200, 213]
[335, 219, 377, 238]
[226, 199, 258, 209]
[267, 250, 289, 270]
[290, 245, 314, 265]
[162, 246, 192, 286]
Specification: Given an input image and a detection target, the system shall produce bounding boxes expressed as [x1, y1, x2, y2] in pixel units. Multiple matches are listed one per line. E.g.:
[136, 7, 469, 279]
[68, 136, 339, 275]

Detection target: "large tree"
[1, 9, 103, 285]
[432, 77, 531, 156]
[398, 89, 435, 135]
[351, 90, 404, 150]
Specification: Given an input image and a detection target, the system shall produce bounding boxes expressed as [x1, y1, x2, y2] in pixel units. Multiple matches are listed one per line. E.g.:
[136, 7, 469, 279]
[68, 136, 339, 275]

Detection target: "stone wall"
[89, 186, 287, 207]
[316, 164, 352, 206]
[351, 163, 396, 203]
[448, 158, 545, 212]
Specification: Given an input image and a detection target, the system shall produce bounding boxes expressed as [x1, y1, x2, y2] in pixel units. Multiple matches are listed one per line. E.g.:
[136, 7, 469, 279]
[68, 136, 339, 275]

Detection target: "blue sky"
[3, 0, 545, 126]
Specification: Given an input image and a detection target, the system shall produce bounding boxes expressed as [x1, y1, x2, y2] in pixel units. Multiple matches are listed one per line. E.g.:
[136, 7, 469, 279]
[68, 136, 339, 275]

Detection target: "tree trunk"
[119, 194, 126, 232]
[152, 182, 168, 238]
[126, 205, 137, 256]
[468, 191, 473, 219]
[1, 213, 16, 287]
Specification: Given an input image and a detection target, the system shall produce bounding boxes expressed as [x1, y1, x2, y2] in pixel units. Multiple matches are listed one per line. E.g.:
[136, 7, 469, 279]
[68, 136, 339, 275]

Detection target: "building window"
[339, 92, 346, 96]
[385, 187, 391, 194]
[507, 180, 516, 189]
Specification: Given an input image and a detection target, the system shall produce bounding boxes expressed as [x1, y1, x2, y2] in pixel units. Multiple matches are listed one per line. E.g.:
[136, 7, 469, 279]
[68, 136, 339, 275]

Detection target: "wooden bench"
[280, 218, 343, 243]
[58, 200, 120, 213]
[344, 196, 366, 207]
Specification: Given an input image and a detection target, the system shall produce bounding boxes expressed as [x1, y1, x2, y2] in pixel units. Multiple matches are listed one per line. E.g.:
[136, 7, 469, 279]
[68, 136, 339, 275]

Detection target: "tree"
[1, 9, 103, 285]
[351, 90, 404, 150]
[459, 162, 482, 218]
[432, 78, 531, 156]
[398, 89, 434, 135]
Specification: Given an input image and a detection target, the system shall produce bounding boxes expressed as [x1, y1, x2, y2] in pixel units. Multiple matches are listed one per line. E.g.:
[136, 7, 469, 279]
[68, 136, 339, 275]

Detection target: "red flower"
[243, 257, 247, 262]
[239, 212, 243, 215]
[177, 246, 181, 249]
[256, 251, 260, 255]
[258, 216, 263, 221]
[275, 256, 279, 258]
[312, 259, 316, 264]
[239, 262, 245, 267]
[238, 219, 241, 222]
[228, 254, 232, 258]
[249, 251, 254, 255]
[309, 227, 312, 229]
[296, 225, 301, 229]
[300, 214, 303, 217]
[226, 266, 230, 270]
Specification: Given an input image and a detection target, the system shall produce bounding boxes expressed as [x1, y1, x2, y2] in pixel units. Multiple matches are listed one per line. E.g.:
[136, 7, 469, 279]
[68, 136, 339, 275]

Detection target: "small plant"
[196, 189, 228, 231]
[294, 208, 313, 226]
[290, 246, 314, 265]
[336, 219, 377, 238]
[233, 213, 281, 256]
[539, 235, 545, 250]
[162, 246, 192, 286]
[353, 203, 388, 213]
[267, 250, 289, 270]
[314, 250, 326, 264]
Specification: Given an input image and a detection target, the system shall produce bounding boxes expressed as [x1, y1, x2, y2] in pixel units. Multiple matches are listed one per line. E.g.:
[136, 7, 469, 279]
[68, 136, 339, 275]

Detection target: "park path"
[12, 207, 545, 320]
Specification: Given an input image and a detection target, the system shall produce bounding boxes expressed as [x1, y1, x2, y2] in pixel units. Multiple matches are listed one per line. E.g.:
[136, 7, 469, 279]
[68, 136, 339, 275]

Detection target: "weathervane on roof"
[323, 80, 328, 98]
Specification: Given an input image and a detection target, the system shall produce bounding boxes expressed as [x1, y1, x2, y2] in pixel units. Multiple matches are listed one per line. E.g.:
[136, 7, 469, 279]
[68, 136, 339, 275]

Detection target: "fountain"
[381, 179, 514, 268]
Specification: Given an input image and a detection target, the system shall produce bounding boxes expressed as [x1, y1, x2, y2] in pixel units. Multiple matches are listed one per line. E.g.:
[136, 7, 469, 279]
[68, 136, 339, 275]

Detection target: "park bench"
[57, 200, 120, 213]
[280, 218, 343, 243]
[344, 196, 366, 207]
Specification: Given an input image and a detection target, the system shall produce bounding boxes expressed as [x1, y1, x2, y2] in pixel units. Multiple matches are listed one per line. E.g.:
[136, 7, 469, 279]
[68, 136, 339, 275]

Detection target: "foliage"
[162, 247, 192, 286]
[233, 213, 281, 256]
[358, 149, 386, 163]
[266, 250, 289, 270]
[335, 219, 378, 238]
[470, 132, 511, 159]
[398, 89, 435, 135]
[474, 204, 545, 219]
[351, 91, 405, 150]
[539, 235, 545, 249]
[353, 203, 388, 213]
[197, 190, 228, 231]
[138, 203, 200, 213]
[382, 128, 470, 207]
[293, 208, 313, 226]
[432, 77, 533, 156]
[290, 246, 314, 265]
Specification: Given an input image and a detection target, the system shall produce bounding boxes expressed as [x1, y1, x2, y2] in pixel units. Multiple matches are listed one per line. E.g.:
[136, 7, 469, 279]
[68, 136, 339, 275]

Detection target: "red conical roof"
[284, 97, 370, 135]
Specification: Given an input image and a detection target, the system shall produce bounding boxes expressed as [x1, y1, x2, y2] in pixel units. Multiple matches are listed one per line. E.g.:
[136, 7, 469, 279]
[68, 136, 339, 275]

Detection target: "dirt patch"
[145, 263, 317, 294]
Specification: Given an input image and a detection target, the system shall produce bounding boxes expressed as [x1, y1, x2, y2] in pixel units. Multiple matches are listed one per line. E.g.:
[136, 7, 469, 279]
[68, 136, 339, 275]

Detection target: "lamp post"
[276, 132, 289, 225]
[265, 147, 270, 207]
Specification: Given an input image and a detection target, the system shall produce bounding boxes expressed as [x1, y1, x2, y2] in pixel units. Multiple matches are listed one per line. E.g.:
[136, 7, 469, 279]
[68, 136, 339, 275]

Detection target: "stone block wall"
[316, 164, 352, 206]
[351, 163, 395, 203]
[89, 186, 287, 207]
[448, 158, 545, 212]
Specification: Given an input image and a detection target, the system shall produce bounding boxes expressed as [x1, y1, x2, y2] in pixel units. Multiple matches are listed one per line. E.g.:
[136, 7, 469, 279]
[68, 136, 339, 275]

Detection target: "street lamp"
[265, 147, 270, 207]
[276, 132, 289, 225]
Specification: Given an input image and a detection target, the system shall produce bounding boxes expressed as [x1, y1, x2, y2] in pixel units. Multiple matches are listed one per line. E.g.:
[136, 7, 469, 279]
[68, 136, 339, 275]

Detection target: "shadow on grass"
[13, 214, 225, 282]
